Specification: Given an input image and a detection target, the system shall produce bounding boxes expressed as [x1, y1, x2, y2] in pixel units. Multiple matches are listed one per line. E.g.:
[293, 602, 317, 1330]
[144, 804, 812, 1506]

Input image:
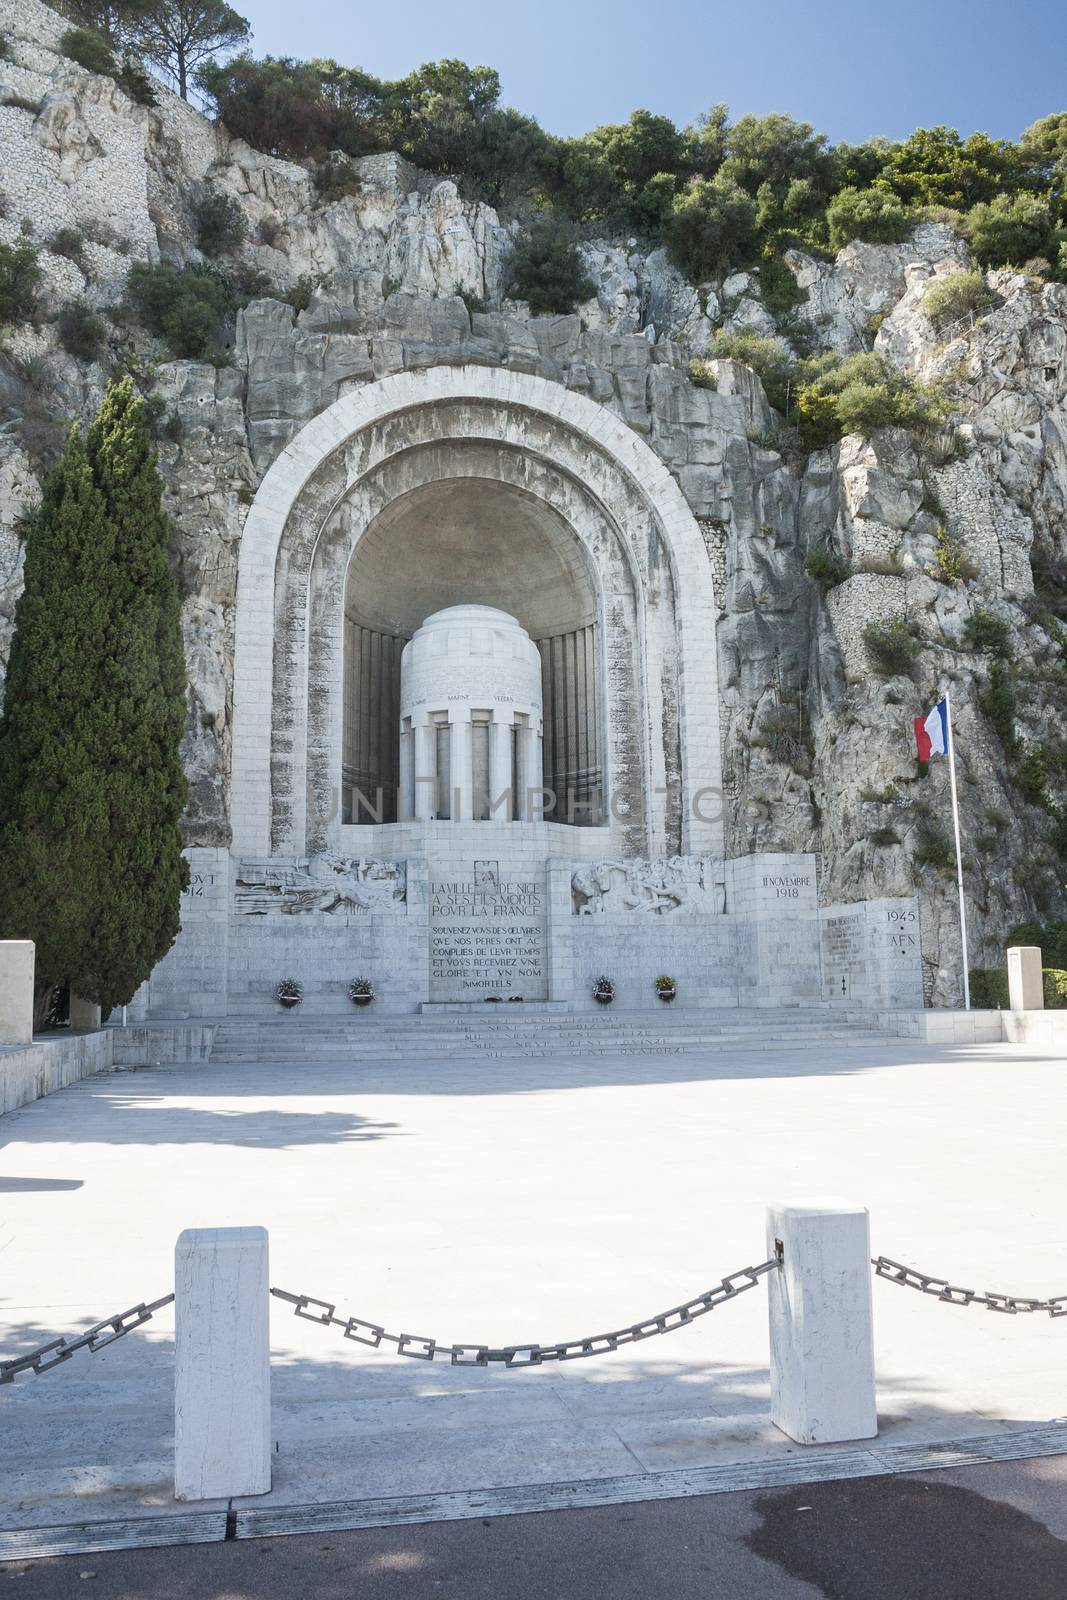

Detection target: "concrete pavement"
[1, 1035, 1066, 1539]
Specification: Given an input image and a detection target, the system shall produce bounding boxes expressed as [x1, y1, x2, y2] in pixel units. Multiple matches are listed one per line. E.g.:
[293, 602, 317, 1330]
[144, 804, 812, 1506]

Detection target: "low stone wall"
[0, 1030, 113, 1115]
[1002, 1010, 1067, 1045]
[111, 1024, 217, 1064]
[858, 1008, 1006, 1044]
[0, 1024, 219, 1117]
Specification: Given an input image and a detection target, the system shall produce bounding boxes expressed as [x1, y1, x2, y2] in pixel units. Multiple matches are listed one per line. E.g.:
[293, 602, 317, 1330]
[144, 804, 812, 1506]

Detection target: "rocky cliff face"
[2, 0, 1065, 1002]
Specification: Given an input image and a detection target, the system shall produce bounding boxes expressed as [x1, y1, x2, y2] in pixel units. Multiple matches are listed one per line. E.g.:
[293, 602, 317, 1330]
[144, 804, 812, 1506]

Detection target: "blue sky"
[238, 0, 1064, 144]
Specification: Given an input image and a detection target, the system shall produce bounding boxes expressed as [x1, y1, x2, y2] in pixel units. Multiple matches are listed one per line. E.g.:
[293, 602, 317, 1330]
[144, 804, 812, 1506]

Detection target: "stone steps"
[207, 1008, 894, 1062]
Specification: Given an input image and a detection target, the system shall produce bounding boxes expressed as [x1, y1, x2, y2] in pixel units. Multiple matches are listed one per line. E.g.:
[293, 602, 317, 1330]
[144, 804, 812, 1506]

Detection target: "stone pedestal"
[766, 1198, 877, 1445]
[1007, 945, 1044, 1012]
[174, 1226, 271, 1501]
[0, 941, 34, 1045]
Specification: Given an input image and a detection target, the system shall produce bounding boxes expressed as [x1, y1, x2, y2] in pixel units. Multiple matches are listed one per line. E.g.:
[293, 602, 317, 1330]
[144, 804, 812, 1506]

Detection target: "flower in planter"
[348, 977, 375, 1001]
[654, 974, 676, 994]
[275, 977, 303, 1002]
[592, 975, 615, 1002]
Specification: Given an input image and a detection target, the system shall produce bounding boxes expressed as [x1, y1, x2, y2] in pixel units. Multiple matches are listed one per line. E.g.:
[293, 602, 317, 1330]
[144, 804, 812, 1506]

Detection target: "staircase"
[208, 1007, 898, 1064]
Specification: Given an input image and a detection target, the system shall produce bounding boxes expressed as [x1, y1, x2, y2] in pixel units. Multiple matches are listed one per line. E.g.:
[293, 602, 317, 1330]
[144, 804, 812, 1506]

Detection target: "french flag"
[914, 698, 948, 760]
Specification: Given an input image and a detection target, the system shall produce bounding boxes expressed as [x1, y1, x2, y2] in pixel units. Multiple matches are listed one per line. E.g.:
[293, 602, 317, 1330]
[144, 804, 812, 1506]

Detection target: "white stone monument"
[399, 604, 543, 823]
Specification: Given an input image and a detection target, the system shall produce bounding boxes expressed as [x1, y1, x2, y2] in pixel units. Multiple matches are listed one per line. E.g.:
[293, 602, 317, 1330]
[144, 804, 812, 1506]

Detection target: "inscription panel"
[429, 860, 548, 1001]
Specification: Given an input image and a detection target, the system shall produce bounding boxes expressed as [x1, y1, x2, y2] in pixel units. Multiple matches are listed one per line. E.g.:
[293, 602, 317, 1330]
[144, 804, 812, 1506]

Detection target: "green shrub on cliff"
[194, 183, 246, 256]
[924, 269, 995, 325]
[506, 215, 593, 315]
[126, 260, 235, 357]
[826, 186, 912, 249]
[794, 351, 948, 448]
[708, 328, 796, 409]
[965, 192, 1064, 269]
[0, 239, 40, 324]
[862, 619, 919, 678]
[665, 173, 757, 280]
[61, 24, 117, 75]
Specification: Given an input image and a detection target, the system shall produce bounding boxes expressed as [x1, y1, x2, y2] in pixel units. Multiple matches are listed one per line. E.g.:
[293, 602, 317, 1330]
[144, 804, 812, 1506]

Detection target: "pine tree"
[0, 379, 188, 1018]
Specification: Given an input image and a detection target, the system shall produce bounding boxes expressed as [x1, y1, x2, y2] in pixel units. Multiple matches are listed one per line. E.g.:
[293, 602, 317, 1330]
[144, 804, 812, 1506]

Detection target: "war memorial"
[124, 368, 925, 1020]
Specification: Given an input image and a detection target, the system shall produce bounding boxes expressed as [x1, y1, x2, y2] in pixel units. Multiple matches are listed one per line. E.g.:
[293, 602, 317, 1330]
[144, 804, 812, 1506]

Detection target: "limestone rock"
[788, 224, 967, 354]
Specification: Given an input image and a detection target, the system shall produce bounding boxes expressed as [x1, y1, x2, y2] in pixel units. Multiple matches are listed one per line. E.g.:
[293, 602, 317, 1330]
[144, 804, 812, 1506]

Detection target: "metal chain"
[873, 1257, 1067, 1318]
[271, 1256, 779, 1367]
[0, 1294, 175, 1384]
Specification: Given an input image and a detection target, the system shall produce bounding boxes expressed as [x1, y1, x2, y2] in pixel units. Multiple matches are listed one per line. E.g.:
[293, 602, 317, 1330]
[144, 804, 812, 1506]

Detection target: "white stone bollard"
[766, 1199, 877, 1444]
[174, 1227, 271, 1501]
[0, 941, 34, 1046]
[1007, 946, 1043, 1012]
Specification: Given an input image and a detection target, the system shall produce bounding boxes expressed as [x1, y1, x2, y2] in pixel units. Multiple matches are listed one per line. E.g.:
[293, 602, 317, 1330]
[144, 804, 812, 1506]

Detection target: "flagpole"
[944, 689, 971, 1010]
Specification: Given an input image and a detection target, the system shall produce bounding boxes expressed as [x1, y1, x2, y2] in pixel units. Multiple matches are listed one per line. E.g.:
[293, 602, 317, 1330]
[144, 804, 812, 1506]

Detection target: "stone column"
[398, 725, 414, 822]
[522, 724, 544, 821]
[0, 941, 34, 1045]
[489, 717, 513, 820]
[1007, 946, 1043, 1011]
[450, 715, 474, 822]
[413, 720, 436, 822]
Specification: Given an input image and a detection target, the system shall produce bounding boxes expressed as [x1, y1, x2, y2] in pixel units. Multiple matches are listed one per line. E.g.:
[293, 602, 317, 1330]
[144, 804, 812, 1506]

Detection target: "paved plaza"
[1, 1031, 1066, 1540]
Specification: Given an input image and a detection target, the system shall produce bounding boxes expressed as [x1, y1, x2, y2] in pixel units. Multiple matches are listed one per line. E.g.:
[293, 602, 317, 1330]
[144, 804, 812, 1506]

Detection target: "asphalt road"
[5, 1458, 1067, 1599]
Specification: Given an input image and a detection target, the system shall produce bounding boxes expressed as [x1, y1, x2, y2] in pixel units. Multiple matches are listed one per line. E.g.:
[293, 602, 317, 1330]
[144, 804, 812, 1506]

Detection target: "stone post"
[1007, 946, 1043, 1012]
[174, 1226, 271, 1501]
[0, 941, 34, 1046]
[766, 1198, 877, 1444]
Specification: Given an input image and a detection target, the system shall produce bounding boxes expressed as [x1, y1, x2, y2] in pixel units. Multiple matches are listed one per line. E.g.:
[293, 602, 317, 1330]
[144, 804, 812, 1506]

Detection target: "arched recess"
[339, 471, 607, 828]
[230, 366, 723, 860]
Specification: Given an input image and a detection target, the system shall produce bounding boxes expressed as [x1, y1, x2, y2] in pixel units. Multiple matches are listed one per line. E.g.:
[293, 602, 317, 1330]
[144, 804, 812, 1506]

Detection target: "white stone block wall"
[141, 849, 230, 1018]
[141, 841, 927, 1016]
[819, 896, 923, 1008]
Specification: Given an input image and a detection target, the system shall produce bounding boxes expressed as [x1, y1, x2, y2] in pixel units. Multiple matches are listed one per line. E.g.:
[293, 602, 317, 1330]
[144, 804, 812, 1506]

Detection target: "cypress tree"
[0, 378, 188, 1017]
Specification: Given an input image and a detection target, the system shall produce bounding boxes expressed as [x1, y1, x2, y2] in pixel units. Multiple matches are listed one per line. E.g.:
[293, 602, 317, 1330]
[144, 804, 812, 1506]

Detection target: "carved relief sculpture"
[236, 852, 406, 915]
[572, 856, 726, 915]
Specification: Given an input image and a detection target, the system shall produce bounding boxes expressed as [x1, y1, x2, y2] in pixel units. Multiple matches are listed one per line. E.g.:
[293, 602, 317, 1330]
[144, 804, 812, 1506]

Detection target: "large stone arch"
[231, 365, 723, 859]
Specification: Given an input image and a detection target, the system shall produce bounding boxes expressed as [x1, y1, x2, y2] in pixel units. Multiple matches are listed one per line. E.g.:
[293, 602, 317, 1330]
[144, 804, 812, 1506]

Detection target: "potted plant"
[275, 978, 303, 1009]
[349, 977, 374, 1008]
[654, 974, 677, 1002]
[592, 976, 615, 1005]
